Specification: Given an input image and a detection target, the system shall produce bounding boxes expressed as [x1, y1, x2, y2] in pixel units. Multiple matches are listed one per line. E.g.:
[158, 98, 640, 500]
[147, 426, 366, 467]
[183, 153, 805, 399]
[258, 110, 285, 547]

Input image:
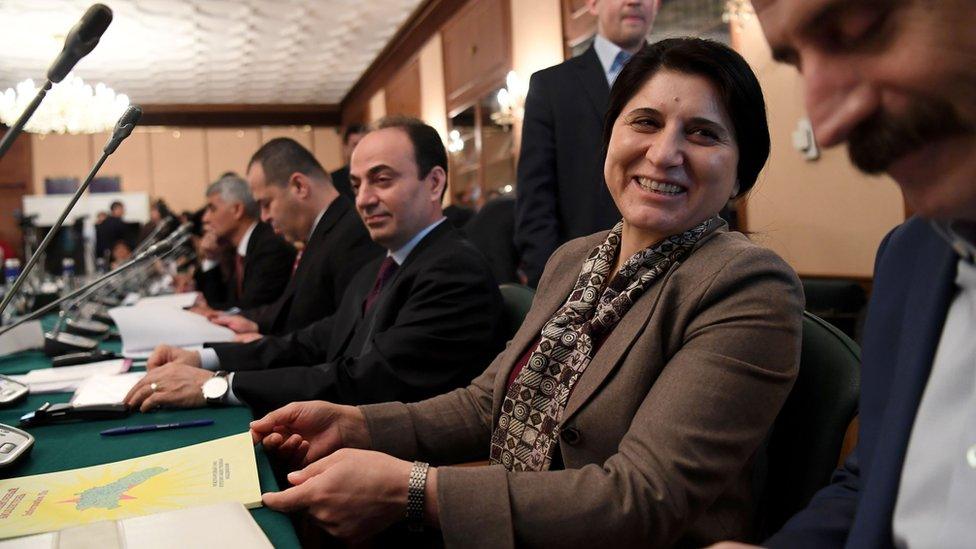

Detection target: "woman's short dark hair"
[603, 37, 770, 197]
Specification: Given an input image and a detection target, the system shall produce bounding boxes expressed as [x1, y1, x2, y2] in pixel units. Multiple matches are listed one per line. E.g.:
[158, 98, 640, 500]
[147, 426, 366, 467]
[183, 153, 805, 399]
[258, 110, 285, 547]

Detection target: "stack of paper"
[0, 502, 272, 548]
[134, 292, 200, 309]
[70, 372, 145, 406]
[108, 306, 233, 358]
[9, 359, 131, 394]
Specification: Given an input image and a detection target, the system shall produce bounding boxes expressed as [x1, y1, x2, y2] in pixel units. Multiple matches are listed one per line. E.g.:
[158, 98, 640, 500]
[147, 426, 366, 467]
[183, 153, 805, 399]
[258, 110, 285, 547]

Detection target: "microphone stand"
[0, 106, 141, 322]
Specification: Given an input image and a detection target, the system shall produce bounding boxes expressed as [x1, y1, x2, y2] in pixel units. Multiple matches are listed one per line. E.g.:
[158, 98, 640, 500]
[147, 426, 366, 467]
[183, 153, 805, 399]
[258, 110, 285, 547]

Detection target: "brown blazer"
[362, 223, 804, 548]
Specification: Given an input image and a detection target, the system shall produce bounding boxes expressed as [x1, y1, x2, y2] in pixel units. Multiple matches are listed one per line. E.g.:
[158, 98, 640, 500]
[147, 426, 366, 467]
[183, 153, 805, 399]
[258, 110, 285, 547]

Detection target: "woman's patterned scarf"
[488, 217, 716, 471]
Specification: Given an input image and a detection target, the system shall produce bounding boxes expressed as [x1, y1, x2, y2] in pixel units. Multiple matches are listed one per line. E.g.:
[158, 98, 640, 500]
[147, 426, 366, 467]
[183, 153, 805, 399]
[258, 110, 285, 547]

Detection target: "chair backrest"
[498, 283, 535, 339]
[759, 311, 861, 536]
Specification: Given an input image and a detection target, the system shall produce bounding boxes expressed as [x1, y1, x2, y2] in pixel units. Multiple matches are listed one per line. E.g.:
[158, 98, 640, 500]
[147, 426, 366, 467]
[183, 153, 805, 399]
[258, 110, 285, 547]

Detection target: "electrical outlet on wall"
[792, 117, 820, 161]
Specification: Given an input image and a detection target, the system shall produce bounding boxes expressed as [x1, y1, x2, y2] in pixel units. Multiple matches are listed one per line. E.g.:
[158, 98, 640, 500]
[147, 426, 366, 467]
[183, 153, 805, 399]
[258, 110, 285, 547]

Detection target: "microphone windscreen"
[77, 4, 113, 43]
[114, 105, 142, 134]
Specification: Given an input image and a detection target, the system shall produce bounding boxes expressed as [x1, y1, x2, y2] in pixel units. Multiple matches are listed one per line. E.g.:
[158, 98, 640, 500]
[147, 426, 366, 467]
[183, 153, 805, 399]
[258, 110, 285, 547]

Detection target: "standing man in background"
[330, 124, 367, 201]
[95, 200, 130, 260]
[514, 0, 659, 286]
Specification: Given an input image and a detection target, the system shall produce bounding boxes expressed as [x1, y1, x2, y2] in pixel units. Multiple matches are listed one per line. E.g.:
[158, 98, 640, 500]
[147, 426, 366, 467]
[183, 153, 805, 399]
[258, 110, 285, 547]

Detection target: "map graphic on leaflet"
[62, 467, 168, 510]
[0, 433, 261, 539]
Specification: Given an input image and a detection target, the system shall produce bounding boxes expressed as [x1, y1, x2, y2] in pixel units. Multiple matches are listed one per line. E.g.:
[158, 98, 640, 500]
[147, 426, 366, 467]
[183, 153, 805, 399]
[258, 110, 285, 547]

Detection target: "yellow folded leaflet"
[0, 432, 262, 539]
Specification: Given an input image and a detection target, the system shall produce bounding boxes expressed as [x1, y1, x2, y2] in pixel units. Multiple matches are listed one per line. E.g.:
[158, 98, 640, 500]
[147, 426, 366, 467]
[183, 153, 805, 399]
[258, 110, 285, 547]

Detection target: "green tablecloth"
[0, 332, 300, 547]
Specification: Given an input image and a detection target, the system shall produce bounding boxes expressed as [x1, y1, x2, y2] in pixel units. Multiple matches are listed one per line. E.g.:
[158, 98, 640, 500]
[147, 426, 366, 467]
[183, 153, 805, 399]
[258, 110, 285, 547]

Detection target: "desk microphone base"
[43, 332, 99, 357]
[65, 317, 110, 337]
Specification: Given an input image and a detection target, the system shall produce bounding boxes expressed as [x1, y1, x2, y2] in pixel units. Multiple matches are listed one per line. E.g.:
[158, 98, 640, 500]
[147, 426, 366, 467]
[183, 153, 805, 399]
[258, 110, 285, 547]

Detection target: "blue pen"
[100, 419, 214, 436]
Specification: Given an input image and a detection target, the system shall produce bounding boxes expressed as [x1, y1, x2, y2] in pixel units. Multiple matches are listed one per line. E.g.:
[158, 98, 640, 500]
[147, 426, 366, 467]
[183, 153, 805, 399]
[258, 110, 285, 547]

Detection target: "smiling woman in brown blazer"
[251, 38, 803, 548]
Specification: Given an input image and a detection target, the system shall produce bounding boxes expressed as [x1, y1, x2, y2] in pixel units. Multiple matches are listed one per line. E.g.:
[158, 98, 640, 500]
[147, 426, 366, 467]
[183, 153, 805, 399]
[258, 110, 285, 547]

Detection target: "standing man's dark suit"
[767, 218, 959, 548]
[514, 45, 620, 287]
[242, 196, 382, 335]
[465, 194, 519, 284]
[195, 221, 295, 311]
[329, 165, 355, 201]
[95, 215, 131, 259]
[208, 222, 505, 415]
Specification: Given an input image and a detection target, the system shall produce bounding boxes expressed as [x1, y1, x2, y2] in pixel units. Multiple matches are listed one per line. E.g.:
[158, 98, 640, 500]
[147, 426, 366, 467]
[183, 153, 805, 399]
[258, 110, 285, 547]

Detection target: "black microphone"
[103, 105, 142, 154]
[47, 4, 114, 83]
[0, 4, 113, 161]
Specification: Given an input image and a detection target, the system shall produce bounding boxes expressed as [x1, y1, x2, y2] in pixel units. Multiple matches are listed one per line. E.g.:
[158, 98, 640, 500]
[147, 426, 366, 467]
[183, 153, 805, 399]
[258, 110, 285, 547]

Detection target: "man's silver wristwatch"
[201, 370, 229, 405]
[406, 461, 430, 532]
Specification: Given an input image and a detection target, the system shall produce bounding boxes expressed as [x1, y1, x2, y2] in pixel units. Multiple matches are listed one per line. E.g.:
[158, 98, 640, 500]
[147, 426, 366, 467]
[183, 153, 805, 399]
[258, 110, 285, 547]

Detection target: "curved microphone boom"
[0, 105, 142, 321]
[0, 4, 113, 160]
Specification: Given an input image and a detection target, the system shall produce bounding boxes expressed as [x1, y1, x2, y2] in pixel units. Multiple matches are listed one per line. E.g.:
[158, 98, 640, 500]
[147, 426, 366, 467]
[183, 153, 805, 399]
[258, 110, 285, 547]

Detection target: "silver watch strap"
[406, 461, 429, 532]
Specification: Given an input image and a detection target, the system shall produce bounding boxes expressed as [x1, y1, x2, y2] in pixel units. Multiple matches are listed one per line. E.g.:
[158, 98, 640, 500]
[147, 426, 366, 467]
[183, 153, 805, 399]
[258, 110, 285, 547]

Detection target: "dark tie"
[362, 257, 398, 315]
[234, 253, 245, 299]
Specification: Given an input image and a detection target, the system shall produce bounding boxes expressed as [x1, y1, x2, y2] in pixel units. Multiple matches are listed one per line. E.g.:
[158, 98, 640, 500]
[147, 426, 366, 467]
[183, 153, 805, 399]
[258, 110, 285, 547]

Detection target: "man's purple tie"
[362, 257, 398, 315]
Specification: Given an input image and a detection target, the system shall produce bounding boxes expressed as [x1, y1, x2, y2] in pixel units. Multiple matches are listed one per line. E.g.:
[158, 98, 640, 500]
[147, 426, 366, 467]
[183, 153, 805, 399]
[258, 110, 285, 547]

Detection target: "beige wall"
[368, 90, 387, 123]
[733, 18, 905, 278]
[205, 128, 261, 181]
[29, 125, 342, 215]
[312, 128, 344, 172]
[510, 0, 564, 155]
[419, 33, 449, 142]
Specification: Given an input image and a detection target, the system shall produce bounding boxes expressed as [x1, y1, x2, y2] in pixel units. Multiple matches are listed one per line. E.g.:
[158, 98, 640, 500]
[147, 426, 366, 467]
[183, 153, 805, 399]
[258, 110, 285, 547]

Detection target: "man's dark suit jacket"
[242, 196, 382, 335]
[767, 217, 960, 548]
[330, 165, 355, 201]
[209, 221, 506, 415]
[465, 194, 519, 284]
[195, 221, 295, 311]
[514, 45, 621, 287]
[95, 215, 133, 258]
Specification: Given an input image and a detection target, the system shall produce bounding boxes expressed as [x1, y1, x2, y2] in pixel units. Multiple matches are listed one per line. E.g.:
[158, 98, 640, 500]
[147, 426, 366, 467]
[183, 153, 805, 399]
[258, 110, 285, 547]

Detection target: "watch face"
[202, 376, 229, 400]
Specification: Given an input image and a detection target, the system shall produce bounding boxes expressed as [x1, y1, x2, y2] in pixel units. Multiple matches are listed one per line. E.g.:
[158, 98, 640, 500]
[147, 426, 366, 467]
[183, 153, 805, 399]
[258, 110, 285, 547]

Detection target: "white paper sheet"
[10, 359, 131, 394]
[135, 292, 200, 309]
[108, 305, 233, 355]
[0, 320, 43, 357]
[70, 372, 145, 406]
[0, 502, 271, 549]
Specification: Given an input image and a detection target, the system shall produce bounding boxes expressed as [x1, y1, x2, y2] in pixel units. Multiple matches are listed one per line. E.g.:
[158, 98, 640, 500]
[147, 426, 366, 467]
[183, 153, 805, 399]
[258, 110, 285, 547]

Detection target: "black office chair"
[498, 283, 534, 339]
[758, 311, 861, 537]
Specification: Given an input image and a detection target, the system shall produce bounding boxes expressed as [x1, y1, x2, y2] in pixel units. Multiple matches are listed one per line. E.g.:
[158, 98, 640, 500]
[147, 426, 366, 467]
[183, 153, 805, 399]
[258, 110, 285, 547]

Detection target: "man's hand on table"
[250, 401, 371, 468]
[146, 344, 202, 370]
[124, 363, 212, 411]
[211, 314, 259, 334]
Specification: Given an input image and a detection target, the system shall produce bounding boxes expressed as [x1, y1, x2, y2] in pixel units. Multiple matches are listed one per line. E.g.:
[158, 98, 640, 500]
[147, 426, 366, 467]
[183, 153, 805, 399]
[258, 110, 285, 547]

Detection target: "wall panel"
[91, 129, 154, 195]
[312, 128, 344, 173]
[149, 128, 208, 213]
[30, 134, 92, 194]
[205, 128, 261, 181]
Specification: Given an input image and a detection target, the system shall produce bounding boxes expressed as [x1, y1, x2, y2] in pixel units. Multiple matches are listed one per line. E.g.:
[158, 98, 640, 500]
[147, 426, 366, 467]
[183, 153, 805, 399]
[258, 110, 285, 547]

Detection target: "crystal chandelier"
[722, 0, 756, 27]
[0, 75, 129, 134]
[490, 71, 526, 127]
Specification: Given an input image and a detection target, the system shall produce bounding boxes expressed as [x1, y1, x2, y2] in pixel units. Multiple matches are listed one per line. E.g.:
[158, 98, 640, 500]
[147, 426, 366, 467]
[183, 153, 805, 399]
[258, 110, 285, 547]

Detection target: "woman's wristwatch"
[406, 461, 430, 532]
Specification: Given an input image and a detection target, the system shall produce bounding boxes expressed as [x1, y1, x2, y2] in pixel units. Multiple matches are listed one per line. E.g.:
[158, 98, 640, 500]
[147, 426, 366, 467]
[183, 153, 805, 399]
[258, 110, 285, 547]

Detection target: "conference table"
[0, 324, 301, 547]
